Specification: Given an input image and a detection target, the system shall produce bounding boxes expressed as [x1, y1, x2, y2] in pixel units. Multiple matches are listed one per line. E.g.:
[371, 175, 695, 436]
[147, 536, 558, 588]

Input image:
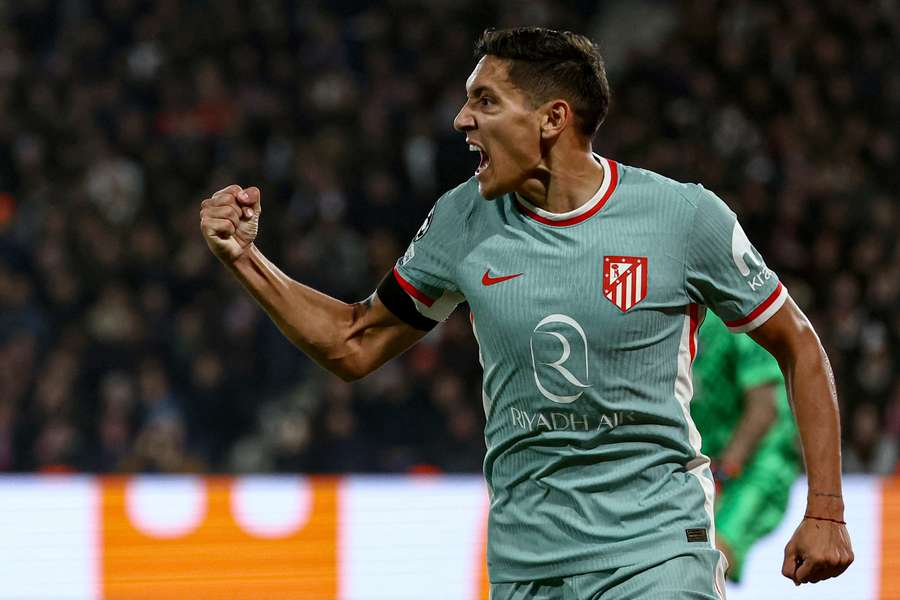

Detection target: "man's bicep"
[747, 297, 817, 365]
[734, 327, 784, 391]
[350, 183, 468, 377]
[346, 292, 429, 377]
[364, 294, 430, 360]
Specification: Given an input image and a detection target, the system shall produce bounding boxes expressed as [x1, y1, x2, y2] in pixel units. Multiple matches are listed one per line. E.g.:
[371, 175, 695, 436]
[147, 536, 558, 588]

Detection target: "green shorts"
[716, 448, 799, 581]
[490, 548, 726, 600]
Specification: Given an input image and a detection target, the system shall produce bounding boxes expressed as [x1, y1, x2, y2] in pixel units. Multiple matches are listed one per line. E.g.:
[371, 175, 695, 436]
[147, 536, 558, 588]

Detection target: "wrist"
[715, 458, 743, 480]
[225, 243, 256, 271]
[806, 489, 845, 521]
[804, 513, 846, 525]
[718, 451, 744, 475]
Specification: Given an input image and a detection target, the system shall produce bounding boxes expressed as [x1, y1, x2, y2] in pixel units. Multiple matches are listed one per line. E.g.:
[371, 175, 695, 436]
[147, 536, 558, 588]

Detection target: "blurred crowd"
[0, 0, 897, 475]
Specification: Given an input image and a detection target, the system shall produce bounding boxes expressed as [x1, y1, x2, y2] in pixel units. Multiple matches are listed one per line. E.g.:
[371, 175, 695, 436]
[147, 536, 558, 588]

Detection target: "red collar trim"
[515, 157, 619, 227]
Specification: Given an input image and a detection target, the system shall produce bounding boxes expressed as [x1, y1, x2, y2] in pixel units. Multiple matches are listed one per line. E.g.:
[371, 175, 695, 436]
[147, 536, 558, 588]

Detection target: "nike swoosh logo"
[482, 270, 524, 286]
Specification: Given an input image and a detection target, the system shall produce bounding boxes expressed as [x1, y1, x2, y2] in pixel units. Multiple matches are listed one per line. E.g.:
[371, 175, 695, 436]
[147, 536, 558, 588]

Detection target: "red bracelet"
[804, 514, 846, 525]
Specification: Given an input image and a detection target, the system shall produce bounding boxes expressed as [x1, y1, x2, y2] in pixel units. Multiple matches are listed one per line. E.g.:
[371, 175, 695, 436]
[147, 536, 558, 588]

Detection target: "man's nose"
[453, 105, 475, 132]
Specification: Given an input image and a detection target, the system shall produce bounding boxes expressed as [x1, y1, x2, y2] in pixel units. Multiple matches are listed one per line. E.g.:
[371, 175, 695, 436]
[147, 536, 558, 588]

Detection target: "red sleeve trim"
[392, 267, 435, 307]
[725, 282, 783, 328]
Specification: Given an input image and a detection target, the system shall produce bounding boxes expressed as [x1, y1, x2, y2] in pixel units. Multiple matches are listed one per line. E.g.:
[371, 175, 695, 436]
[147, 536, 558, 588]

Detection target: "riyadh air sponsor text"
[509, 407, 636, 432]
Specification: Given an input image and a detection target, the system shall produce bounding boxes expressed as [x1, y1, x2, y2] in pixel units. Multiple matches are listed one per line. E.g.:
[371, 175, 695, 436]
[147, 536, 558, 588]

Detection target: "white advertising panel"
[0, 475, 890, 599]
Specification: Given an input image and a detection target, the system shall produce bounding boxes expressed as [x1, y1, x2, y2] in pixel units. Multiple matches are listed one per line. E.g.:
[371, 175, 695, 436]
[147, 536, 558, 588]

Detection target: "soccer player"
[200, 27, 853, 599]
[691, 313, 801, 582]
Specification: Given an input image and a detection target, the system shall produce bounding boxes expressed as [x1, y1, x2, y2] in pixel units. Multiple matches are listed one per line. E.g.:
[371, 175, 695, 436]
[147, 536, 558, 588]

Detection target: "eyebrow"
[468, 85, 496, 99]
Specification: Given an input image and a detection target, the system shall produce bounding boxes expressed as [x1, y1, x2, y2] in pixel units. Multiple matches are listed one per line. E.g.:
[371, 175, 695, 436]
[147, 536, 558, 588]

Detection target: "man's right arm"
[229, 244, 426, 381]
[201, 185, 427, 382]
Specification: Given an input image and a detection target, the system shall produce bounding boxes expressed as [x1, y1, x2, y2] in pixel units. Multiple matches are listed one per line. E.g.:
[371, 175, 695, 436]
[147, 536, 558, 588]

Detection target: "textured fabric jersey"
[490, 547, 725, 600]
[386, 156, 788, 585]
[691, 312, 800, 580]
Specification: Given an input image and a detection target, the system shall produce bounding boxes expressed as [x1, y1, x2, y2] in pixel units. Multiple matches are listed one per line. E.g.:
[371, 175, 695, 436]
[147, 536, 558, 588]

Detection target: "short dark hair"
[474, 27, 611, 138]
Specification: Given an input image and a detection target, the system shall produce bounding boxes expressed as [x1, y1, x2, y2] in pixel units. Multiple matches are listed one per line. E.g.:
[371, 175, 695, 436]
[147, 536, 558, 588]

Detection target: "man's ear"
[540, 99, 571, 139]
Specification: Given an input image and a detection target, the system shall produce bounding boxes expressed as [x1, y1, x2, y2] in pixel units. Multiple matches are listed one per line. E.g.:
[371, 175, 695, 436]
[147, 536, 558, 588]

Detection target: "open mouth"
[469, 143, 490, 175]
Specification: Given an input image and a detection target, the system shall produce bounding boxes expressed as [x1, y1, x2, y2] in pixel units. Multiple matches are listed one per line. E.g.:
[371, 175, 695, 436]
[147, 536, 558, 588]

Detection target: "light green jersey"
[388, 156, 787, 583]
[691, 312, 798, 460]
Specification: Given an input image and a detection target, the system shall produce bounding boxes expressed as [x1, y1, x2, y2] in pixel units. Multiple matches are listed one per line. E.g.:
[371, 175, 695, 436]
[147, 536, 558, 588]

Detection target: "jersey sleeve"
[383, 186, 467, 323]
[685, 185, 789, 333]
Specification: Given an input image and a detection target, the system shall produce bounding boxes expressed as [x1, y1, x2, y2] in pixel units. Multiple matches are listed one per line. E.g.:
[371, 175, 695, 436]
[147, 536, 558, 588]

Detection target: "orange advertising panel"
[881, 477, 900, 600]
[101, 476, 338, 599]
[477, 502, 490, 600]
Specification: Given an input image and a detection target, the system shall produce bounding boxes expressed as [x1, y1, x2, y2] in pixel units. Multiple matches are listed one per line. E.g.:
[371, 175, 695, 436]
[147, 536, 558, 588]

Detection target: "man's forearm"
[225, 244, 360, 378]
[784, 337, 844, 520]
[200, 186, 422, 381]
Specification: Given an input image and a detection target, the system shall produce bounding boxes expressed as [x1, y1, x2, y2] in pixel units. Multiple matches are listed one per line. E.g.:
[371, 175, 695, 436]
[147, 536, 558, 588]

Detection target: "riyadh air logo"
[731, 221, 773, 290]
[530, 314, 591, 404]
[603, 256, 648, 312]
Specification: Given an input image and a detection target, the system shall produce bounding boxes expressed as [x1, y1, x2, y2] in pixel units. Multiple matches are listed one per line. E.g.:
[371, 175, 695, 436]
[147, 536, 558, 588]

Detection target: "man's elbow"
[334, 364, 365, 383]
[334, 368, 362, 383]
[330, 353, 375, 383]
[324, 309, 373, 382]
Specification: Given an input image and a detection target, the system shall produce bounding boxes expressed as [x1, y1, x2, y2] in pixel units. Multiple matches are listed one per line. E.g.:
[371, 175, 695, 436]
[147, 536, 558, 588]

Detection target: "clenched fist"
[200, 185, 261, 263]
[782, 517, 854, 585]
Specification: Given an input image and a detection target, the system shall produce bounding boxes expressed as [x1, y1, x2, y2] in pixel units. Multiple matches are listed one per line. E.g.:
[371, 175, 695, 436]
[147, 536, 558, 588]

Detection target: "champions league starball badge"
[413, 207, 434, 241]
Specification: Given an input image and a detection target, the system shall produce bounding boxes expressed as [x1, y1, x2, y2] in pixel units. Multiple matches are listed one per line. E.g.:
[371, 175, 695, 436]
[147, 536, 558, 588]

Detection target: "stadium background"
[0, 0, 897, 598]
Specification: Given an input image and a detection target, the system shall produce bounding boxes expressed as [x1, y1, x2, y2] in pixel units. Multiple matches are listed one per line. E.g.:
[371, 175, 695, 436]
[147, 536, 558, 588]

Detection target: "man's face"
[453, 56, 542, 199]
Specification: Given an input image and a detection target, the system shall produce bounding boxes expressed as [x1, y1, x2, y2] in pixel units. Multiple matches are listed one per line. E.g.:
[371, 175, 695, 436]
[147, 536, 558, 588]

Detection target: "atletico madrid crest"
[603, 256, 648, 312]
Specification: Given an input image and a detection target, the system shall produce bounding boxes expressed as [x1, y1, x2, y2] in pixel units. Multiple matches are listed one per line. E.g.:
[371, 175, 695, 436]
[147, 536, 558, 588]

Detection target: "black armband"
[376, 270, 439, 332]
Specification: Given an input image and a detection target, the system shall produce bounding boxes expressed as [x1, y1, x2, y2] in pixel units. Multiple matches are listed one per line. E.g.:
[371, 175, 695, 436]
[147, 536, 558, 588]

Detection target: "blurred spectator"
[309, 376, 373, 473]
[1, 0, 897, 474]
[843, 403, 898, 474]
[0, 399, 17, 471]
[119, 412, 207, 474]
[86, 370, 137, 472]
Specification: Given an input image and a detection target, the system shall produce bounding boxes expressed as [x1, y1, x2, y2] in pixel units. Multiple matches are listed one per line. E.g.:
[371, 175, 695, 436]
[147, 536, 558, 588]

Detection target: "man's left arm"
[749, 297, 854, 585]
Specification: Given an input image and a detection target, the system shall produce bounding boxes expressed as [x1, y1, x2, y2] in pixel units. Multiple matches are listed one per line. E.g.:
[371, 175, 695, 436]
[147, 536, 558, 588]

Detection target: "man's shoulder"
[417, 178, 481, 241]
[441, 177, 482, 205]
[433, 177, 481, 218]
[615, 161, 706, 209]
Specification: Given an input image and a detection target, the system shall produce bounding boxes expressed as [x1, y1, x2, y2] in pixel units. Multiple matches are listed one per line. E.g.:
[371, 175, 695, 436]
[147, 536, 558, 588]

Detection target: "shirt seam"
[681, 185, 703, 306]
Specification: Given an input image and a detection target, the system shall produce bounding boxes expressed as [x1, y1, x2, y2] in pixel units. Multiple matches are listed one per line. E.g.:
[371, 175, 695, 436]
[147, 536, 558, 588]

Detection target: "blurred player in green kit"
[692, 313, 800, 582]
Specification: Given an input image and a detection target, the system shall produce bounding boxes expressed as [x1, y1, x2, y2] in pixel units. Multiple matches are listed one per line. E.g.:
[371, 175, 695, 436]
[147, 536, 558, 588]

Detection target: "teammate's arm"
[200, 185, 427, 381]
[748, 296, 854, 585]
[718, 383, 777, 477]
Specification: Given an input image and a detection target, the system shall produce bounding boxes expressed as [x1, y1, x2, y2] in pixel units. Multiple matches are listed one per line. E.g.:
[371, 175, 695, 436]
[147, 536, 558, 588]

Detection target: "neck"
[517, 146, 605, 214]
